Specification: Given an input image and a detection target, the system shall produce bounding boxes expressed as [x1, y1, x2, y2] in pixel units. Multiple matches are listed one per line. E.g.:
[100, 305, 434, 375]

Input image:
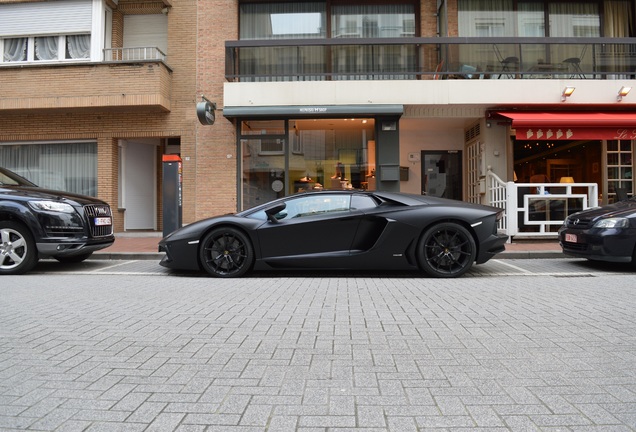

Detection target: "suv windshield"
[0, 167, 37, 187]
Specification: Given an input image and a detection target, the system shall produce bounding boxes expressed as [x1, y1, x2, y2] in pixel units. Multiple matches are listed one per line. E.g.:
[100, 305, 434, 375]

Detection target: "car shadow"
[568, 259, 636, 273]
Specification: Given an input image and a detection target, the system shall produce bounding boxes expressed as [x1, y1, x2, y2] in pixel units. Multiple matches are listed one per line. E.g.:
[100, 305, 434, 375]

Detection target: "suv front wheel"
[0, 221, 38, 275]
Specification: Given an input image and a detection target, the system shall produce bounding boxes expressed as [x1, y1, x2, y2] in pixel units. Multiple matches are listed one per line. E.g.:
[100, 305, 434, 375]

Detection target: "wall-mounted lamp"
[561, 86, 576, 102]
[617, 86, 631, 102]
[161, 7, 169, 14]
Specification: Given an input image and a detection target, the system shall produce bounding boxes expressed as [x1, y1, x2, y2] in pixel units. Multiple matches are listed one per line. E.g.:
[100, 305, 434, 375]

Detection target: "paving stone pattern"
[1, 274, 636, 431]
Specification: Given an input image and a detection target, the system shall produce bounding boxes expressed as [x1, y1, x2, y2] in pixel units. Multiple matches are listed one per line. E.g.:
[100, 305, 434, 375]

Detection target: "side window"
[246, 195, 352, 221]
[285, 195, 351, 219]
[351, 194, 378, 210]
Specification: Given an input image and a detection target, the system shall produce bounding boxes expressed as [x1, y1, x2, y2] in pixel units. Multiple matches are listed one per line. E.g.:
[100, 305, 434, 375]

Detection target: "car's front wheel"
[199, 227, 254, 277]
[417, 222, 477, 278]
[0, 221, 38, 275]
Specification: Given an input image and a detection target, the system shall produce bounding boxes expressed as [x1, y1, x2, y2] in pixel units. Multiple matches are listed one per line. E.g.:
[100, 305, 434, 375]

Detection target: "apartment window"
[458, 1, 605, 37]
[240, 2, 326, 39]
[0, 141, 98, 196]
[66, 35, 91, 59]
[1, 34, 91, 63]
[2, 37, 27, 62]
[35, 36, 58, 61]
[331, 4, 416, 38]
[0, 0, 93, 64]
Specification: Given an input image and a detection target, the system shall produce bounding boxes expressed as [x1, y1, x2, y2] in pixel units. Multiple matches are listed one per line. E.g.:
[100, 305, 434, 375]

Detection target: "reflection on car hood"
[571, 198, 636, 220]
[0, 185, 106, 206]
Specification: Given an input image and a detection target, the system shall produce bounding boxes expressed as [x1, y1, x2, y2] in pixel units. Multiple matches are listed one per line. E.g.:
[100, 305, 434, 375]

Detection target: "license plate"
[565, 233, 577, 243]
[95, 217, 112, 226]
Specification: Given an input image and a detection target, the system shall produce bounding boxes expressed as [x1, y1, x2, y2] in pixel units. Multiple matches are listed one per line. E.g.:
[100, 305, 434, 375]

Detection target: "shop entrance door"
[421, 151, 462, 200]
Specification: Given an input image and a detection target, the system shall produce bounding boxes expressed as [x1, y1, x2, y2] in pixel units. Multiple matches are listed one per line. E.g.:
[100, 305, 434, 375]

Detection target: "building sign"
[517, 127, 636, 140]
[196, 98, 216, 125]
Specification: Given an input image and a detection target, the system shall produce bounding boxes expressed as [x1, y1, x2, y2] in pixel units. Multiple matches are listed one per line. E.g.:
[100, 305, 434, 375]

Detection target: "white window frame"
[1, 34, 92, 64]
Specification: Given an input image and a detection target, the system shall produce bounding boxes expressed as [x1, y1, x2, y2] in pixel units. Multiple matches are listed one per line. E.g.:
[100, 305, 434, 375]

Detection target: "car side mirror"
[265, 203, 287, 223]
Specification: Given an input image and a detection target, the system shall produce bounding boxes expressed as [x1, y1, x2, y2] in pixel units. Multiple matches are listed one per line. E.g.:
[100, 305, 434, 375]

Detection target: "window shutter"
[0, 0, 92, 38]
[123, 15, 168, 54]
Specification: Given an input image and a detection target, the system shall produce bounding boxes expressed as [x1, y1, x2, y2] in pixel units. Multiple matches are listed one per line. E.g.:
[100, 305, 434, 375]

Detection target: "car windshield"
[0, 167, 37, 187]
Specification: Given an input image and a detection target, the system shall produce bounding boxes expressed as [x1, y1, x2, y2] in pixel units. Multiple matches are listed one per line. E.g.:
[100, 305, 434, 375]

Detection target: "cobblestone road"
[1, 265, 635, 431]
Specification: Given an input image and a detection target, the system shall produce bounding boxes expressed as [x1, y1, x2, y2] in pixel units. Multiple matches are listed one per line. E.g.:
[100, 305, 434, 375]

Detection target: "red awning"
[496, 112, 636, 140]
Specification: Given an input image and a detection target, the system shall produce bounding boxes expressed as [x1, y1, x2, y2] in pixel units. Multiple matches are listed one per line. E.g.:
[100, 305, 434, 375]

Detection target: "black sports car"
[159, 191, 508, 278]
[559, 196, 636, 265]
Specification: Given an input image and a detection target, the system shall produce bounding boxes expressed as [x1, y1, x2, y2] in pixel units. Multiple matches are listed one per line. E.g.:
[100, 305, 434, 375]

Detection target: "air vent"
[464, 123, 481, 143]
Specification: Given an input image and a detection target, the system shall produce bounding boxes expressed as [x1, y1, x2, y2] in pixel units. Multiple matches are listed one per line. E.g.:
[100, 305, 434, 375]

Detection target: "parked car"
[158, 190, 508, 278]
[0, 167, 114, 275]
[559, 196, 636, 265]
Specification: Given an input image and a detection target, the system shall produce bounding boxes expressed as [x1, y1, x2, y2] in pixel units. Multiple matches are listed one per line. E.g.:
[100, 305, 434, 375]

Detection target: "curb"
[497, 250, 564, 259]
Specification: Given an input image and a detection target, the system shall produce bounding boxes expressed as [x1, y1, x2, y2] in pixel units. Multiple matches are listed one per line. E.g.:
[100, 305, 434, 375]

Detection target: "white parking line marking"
[491, 259, 533, 274]
[90, 260, 139, 272]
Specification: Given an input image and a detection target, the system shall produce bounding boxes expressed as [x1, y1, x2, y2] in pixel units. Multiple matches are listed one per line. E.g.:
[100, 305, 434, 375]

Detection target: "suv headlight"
[28, 200, 75, 214]
[593, 217, 629, 229]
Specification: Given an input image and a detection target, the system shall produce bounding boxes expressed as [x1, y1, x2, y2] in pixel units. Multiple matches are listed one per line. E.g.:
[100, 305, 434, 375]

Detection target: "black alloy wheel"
[199, 227, 254, 277]
[0, 221, 38, 275]
[417, 222, 477, 278]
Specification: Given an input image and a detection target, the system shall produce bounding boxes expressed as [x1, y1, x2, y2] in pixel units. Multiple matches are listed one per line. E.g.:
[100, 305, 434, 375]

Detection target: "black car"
[0, 167, 115, 275]
[159, 190, 508, 278]
[559, 197, 636, 265]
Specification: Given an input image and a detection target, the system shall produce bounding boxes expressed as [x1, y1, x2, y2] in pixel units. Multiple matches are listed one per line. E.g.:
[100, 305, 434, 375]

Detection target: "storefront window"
[606, 140, 633, 202]
[240, 118, 376, 210]
[514, 138, 603, 232]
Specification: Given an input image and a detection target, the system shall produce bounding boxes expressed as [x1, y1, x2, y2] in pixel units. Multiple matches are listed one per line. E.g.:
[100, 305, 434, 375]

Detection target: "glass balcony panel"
[226, 39, 636, 81]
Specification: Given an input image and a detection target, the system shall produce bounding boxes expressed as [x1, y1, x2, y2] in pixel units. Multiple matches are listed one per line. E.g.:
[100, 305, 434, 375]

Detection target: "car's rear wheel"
[199, 227, 254, 277]
[417, 222, 476, 278]
[55, 252, 93, 264]
[0, 221, 38, 275]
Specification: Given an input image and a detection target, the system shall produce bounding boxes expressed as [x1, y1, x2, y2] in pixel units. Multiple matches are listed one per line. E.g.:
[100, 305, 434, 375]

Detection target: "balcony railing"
[104, 47, 167, 63]
[225, 37, 636, 82]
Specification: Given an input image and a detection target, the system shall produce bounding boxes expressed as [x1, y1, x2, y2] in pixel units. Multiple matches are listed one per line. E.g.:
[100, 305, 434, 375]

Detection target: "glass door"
[421, 151, 463, 200]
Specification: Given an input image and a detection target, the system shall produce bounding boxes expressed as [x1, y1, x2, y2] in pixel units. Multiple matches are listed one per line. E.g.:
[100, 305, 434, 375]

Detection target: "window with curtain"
[239, 2, 326, 81]
[3, 37, 27, 62]
[66, 34, 90, 59]
[2, 34, 91, 63]
[331, 3, 416, 79]
[240, 2, 326, 39]
[331, 4, 415, 38]
[548, 2, 599, 37]
[238, 2, 416, 81]
[603, 0, 633, 77]
[35, 36, 59, 61]
[0, 142, 98, 196]
[458, 0, 514, 37]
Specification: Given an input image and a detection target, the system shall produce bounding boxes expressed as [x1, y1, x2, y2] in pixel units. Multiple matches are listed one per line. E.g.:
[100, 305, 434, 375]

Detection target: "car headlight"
[593, 217, 629, 229]
[28, 200, 75, 214]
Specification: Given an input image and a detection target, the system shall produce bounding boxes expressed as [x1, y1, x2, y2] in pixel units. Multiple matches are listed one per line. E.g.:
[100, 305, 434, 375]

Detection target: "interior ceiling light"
[561, 86, 576, 102]
[617, 86, 632, 102]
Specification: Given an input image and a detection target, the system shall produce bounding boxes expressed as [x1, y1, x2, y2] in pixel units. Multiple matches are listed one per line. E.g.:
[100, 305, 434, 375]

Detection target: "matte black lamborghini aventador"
[158, 191, 508, 278]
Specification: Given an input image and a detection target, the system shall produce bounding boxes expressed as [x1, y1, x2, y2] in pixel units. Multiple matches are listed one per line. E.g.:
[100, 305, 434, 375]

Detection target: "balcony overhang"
[224, 80, 636, 116]
[0, 61, 172, 114]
